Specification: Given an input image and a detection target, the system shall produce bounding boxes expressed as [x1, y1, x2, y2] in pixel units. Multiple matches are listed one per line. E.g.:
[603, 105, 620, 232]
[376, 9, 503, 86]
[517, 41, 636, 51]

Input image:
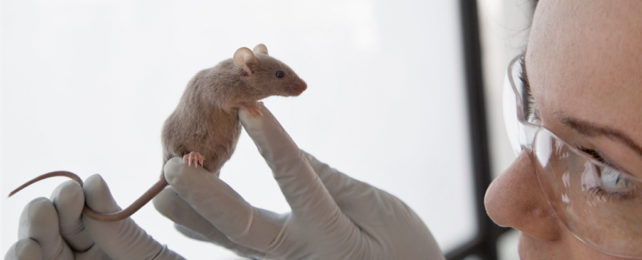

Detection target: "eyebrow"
[519, 57, 642, 158]
[561, 117, 642, 157]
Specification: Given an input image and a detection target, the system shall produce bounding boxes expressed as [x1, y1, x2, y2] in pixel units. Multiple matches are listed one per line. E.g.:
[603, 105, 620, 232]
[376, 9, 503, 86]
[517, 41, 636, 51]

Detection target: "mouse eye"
[275, 70, 285, 79]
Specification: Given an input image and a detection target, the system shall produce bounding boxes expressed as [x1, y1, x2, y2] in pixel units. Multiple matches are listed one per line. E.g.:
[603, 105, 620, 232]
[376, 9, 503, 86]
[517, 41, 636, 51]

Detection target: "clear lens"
[532, 129, 642, 259]
[504, 54, 642, 258]
[502, 72, 521, 155]
[503, 55, 533, 155]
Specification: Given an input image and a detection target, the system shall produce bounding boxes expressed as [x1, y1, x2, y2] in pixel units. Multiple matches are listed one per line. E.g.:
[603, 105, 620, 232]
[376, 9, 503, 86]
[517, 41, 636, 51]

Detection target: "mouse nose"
[290, 81, 307, 96]
[298, 82, 307, 92]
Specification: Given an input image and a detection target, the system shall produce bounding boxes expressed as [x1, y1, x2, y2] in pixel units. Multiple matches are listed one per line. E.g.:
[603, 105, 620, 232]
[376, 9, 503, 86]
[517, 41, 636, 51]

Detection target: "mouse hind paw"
[183, 151, 205, 168]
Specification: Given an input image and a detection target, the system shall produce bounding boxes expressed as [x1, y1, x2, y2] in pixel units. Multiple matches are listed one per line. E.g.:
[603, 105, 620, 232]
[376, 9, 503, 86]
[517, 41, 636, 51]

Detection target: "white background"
[1, 0, 475, 258]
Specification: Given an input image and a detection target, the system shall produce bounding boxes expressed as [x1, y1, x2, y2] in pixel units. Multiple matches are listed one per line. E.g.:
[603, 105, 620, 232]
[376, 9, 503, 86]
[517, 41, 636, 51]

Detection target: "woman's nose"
[484, 151, 561, 241]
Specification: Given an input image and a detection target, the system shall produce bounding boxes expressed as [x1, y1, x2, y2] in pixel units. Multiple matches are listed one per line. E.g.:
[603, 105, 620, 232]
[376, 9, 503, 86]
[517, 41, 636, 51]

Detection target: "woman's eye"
[275, 70, 285, 78]
[582, 163, 636, 201]
[579, 147, 635, 189]
[598, 167, 634, 190]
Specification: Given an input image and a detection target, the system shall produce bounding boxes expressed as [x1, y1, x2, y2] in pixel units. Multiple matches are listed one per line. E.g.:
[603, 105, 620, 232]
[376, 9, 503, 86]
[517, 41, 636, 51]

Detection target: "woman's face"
[484, 0, 642, 259]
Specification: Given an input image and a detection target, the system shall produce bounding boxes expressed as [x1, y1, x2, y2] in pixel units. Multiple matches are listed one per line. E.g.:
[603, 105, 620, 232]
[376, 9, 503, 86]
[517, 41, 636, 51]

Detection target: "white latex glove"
[153, 103, 445, 260]
[4, 175, 184, 260]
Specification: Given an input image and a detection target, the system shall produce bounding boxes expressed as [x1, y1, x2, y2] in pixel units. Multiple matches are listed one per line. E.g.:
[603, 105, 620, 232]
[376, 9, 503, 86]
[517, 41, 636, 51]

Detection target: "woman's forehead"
[524, 0, 642, 140]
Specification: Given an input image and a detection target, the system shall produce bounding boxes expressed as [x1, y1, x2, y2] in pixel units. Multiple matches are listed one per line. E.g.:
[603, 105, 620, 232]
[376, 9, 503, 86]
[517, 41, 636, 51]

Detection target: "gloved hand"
[153, 103, 445, 260]
[4, 175, 184, 260]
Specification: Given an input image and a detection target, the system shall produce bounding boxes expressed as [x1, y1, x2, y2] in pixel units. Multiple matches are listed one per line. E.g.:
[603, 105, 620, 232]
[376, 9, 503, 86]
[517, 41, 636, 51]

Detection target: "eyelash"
[586, 186, 633, 201]
[518, 60, 541, 124]
[579, 147, 636, 201]
[580, 147, 606, 163]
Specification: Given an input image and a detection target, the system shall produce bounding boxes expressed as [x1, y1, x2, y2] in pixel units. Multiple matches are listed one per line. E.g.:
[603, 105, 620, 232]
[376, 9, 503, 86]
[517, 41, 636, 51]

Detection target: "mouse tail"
[10, 171, 168, 221]
[8, 171, 83, 197]
[82, 177, 168, 222]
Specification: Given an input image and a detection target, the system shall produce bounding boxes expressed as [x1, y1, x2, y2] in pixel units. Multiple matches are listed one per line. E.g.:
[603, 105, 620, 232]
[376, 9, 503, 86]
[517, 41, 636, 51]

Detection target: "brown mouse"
[9, 43, 307, 221]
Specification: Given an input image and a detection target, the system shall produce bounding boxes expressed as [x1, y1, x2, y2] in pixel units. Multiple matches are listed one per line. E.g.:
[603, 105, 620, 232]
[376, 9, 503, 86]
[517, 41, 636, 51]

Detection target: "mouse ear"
[233, 47, 259, 75]
[253, 44, 268, 55]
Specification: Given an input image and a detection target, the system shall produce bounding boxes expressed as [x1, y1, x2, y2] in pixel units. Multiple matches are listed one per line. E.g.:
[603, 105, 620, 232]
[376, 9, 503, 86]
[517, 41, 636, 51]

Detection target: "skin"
[484, 0, 642, 259]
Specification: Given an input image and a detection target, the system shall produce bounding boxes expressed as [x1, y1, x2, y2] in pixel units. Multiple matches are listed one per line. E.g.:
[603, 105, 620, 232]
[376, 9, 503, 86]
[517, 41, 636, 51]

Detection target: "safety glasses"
[503, 54, 642, 259]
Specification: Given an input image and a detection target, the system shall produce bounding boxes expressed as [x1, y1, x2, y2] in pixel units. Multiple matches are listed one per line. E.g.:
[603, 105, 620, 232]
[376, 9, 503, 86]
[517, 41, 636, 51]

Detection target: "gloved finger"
[239, 104, 347, 225]
[162, 158, 285, 253]
[174, 224, 265, 259]
[51, 180, 110, 259]
[154, 187, 232, 243]
[82, 174, 184, 260]
[17, 197, 74, 259]
[300, 151, 368, 198]
[153, 187, 239, 243]
[153, 187, 265, 258]
[301, 151, 403, 223]
[303, 152, 446, 260]
[50, 180, 95, 252]
[73, 245, 110, 260]
[4, 238, 42, 260]
[174, 224, 209, 242]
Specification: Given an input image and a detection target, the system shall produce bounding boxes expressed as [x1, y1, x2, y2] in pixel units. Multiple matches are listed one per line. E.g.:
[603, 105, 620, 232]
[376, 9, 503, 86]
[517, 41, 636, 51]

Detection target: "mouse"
[9, 43, 307, 221]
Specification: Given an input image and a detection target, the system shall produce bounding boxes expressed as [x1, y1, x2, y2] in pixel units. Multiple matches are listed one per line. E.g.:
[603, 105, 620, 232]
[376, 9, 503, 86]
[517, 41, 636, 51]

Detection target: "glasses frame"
[505, 54, 640, 182]
[504, 54, 642, 259]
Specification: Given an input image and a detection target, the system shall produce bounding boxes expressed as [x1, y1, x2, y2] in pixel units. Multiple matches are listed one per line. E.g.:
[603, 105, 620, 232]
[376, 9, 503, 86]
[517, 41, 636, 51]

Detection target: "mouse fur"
[162, 44, 307, 173]
[10, 43, 307, 221]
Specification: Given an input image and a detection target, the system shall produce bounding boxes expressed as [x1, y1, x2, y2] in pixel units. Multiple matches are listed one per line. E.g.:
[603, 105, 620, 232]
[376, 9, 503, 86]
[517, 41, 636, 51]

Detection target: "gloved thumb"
[82, 174, 184, 260]
[4, 238, 42, 260]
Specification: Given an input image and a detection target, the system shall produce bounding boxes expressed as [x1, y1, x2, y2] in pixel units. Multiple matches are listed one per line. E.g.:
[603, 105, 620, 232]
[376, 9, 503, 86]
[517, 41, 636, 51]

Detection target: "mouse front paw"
[183, 152, 205, 168]
[241, 103, 263, 117]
